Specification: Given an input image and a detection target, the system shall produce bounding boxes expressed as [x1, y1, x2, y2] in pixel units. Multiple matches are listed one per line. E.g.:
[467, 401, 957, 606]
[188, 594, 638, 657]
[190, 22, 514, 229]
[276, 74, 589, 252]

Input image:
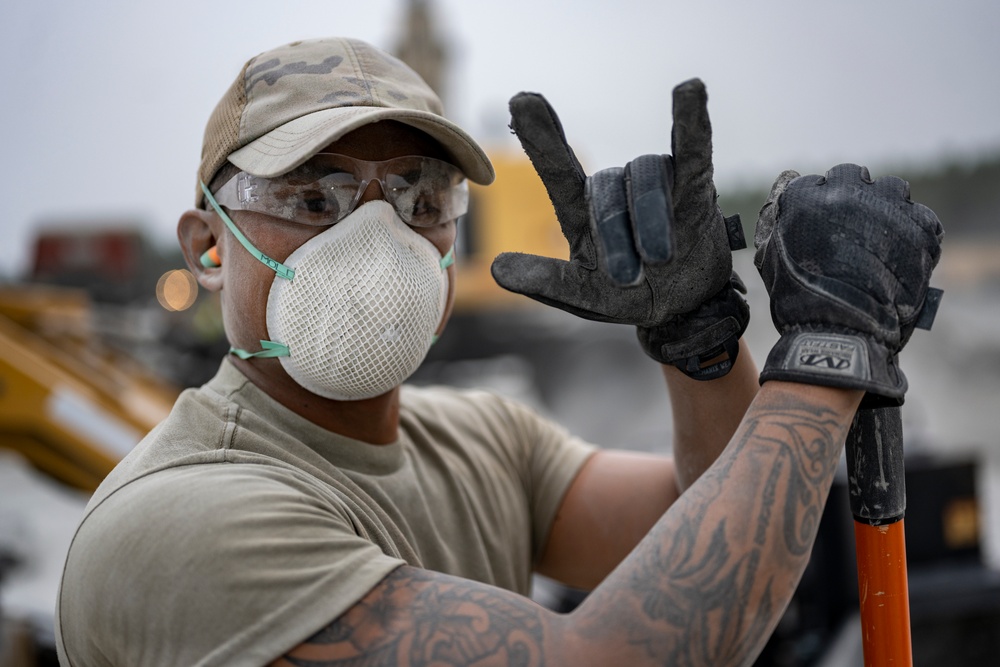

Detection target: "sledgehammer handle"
[846, 405, 913, 667]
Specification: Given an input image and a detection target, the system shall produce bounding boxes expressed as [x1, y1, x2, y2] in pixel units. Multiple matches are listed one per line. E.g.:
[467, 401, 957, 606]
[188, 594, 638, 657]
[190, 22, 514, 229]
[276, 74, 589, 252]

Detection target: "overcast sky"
[2, 0, 998, 278]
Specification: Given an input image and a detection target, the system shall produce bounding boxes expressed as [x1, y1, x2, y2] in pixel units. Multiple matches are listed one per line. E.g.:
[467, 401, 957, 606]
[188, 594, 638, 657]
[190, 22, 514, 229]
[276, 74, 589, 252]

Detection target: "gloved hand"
[490, 79, 749, 379]
[754, 164, 944, 404]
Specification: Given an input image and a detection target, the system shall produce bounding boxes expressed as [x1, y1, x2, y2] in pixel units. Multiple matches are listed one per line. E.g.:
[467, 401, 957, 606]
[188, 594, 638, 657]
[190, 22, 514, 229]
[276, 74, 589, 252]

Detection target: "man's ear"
[178, 209, 224, 292]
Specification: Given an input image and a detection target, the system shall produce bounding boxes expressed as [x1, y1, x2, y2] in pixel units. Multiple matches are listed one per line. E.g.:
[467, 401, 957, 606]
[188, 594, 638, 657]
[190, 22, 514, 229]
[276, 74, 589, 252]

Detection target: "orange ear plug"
[200, 246, 221, 268]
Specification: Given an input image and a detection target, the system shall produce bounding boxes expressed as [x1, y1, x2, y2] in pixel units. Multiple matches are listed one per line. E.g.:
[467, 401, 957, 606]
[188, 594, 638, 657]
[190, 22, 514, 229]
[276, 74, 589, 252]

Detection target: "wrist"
[664, 338, 760, 489]
[760, 329, 906, 403]
[761, 380, 865, 416]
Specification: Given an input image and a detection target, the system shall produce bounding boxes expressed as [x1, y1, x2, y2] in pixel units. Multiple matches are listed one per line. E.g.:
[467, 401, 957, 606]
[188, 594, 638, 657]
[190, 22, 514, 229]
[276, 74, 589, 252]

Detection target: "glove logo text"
[798, 354, 851, 370]
[783, 333, 871, 381]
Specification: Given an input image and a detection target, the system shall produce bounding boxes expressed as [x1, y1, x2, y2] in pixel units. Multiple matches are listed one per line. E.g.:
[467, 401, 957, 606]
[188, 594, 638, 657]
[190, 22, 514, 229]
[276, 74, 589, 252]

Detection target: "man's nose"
[356, 179, 386, 207]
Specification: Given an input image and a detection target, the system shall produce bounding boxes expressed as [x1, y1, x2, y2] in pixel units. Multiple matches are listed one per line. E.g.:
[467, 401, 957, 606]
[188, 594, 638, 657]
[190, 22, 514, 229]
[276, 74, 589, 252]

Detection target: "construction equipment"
[453, 147, 568, 313]
[0, 284, 179, 492]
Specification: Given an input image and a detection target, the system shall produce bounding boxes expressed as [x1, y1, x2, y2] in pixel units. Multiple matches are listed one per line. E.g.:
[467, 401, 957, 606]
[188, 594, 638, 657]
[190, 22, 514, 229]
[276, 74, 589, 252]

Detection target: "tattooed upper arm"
[269, 565, 559, 667]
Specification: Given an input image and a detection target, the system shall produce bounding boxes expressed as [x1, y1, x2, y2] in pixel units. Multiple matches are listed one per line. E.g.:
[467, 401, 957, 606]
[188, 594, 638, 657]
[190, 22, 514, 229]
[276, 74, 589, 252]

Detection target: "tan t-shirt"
[55, 360, 595, 667]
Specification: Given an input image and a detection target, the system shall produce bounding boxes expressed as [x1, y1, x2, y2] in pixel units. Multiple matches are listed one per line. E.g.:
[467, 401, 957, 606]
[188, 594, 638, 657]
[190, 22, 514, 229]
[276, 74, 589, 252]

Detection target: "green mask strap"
[201, 181, 294, 360]
[440, 246, 455, 270]
[200, 181, 296, 281]
[229, 340, 290, 359]
[429, 247, 455, 347]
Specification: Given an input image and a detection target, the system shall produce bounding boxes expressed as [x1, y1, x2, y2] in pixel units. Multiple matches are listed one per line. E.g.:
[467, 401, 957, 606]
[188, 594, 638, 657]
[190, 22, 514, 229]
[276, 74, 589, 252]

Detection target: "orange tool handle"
[846, 404, 913, 667]
[853, 518, 913, 666]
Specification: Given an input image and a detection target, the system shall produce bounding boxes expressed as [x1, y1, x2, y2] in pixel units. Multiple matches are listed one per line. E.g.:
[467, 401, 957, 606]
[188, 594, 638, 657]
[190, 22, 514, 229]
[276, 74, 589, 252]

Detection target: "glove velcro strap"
[759, 330, 907, 403]
[637, 283, 749, 379]
[675, 334, 741, 381]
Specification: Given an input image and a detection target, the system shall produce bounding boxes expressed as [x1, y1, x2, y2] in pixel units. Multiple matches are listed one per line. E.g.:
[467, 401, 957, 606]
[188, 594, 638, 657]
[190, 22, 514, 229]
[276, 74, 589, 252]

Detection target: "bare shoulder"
[269, 565, 563, 666]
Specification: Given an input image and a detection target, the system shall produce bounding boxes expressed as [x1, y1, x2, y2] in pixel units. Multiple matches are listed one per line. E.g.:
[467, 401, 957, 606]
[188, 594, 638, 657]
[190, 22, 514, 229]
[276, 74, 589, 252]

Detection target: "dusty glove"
[754, 164, 944, 404]
[490, 79, 749, 379]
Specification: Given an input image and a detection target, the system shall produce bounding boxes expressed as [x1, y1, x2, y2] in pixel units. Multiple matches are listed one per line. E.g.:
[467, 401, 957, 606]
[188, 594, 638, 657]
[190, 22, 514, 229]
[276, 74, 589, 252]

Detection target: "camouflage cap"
[196, 36, 495, 207]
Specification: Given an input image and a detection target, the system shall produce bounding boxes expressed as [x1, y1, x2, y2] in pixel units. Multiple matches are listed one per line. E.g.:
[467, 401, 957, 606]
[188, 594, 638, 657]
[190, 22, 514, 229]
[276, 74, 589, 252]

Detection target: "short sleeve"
[492, 397, 597, 558]
[396, 387, 597, 571]
[57, 463, 404, 667]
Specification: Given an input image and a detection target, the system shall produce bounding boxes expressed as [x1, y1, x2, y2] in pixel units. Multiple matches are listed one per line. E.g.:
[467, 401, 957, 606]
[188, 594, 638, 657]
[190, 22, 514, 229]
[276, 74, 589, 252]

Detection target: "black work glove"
[754, 164, 945, 404]
[490, 79, 749, 380]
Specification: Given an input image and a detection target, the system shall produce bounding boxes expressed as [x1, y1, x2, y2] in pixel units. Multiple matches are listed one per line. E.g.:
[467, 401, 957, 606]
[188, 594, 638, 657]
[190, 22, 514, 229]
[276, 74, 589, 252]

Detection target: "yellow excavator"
[0, 284, 178, 492]
[453, 146, 567, 312]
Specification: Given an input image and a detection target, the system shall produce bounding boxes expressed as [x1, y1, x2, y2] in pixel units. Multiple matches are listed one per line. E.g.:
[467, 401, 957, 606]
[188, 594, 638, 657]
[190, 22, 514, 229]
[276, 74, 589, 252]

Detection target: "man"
[55, 37, 942, 666]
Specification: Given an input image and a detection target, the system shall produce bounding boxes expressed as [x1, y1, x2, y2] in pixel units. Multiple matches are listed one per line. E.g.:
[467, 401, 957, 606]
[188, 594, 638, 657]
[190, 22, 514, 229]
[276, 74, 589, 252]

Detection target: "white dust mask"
[202, 183, 452, 401]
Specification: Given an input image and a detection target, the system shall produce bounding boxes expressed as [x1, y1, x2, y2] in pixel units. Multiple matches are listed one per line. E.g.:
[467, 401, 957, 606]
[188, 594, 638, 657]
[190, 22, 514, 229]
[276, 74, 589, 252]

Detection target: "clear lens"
[212, 154, 468, 227]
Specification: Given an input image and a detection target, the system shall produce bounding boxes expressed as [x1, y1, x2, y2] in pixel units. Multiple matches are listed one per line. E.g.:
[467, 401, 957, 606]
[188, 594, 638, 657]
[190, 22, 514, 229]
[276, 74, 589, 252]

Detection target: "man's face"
[215, 120, 460, 371]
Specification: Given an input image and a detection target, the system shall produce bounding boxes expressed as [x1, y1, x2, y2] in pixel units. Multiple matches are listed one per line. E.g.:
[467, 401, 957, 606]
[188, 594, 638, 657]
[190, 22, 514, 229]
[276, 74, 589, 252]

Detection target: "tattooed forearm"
[274, 566, 548, 667]
[575, 387, 853, 666]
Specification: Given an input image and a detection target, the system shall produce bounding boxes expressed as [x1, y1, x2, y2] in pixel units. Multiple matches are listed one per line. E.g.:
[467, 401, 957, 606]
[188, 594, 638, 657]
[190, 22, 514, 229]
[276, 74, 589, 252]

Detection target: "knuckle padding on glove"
[588, 168, 641, 285]
[625, 155, 674, 265]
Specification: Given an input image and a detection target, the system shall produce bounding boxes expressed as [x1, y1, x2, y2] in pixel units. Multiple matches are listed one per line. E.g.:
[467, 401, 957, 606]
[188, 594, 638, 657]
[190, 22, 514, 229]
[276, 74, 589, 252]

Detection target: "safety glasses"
[211, 153, 469, 228]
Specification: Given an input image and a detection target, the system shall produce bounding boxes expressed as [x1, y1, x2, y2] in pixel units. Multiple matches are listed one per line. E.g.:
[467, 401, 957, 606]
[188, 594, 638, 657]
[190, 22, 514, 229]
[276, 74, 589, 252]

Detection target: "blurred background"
[1, 1, 998, 665]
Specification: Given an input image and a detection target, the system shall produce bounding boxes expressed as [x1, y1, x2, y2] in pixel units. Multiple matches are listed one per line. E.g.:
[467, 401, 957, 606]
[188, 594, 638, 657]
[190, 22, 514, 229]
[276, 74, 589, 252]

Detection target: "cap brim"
[227, 106, 495, 185]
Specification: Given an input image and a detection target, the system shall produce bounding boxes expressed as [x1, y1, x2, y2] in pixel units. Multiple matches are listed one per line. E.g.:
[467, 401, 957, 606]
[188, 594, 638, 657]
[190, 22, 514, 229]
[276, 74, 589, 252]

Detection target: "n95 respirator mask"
[267, 199, 450, 400]
[201, 183, 452, 401]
